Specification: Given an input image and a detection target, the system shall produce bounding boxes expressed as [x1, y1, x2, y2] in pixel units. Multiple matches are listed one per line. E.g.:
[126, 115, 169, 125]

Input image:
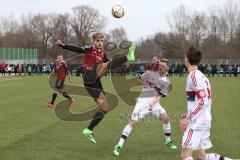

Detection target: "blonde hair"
[160, 59, 169, 67]
[92, 32, 104, 40]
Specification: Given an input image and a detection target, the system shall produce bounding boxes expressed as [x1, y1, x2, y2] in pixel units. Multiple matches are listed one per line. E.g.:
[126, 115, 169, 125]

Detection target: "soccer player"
[113, 59, 177, 156]
[55, 32, 136, 143]
[47, 53, 75, 108]
[180, 47, 232, 160]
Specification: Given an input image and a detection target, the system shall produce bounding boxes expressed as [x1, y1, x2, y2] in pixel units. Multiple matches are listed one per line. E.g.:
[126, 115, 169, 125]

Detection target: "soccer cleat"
[113, 144, 122, 156]
[69, 98, 75, 107]
[127, 42, 136, 62]
[82, 128, 96, 144]
[165, 140, 177, 150]
[47, 103, 55, 109]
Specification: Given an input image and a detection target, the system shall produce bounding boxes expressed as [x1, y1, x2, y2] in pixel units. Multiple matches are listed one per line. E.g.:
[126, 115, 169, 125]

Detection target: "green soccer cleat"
[113, 144, 122, 156]
[127, 42, 136, 62]
[82, 128, 96, 144]
[165, 140, 177, 150]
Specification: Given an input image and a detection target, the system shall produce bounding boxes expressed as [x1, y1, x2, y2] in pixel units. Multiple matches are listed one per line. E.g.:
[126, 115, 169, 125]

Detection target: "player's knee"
[129, 120, 138, 128]
[162, 115, 170, 124]
[97, 100, 109, 112]
[181, 150, 193, 160]
[96, 98, 104, 106]
[195, 153, 206, 160]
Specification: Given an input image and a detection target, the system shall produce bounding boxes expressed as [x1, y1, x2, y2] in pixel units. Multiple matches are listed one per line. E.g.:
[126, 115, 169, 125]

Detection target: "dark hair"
[92, 32, 104, 40]
[186, 47, 202, 65]
[58, 53, 63, 56]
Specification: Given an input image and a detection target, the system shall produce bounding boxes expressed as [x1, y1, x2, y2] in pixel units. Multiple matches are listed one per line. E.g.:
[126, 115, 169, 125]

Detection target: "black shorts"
[54, 79, 65, 89]
[84, 78, 104, 100]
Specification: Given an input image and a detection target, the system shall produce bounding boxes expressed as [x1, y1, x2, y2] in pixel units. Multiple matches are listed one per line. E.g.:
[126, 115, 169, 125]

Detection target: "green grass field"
[0, 75, 239, 160]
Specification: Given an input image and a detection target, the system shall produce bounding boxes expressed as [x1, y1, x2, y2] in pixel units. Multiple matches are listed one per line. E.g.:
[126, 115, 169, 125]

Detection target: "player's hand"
[55, 39, 64, 47]
[149, 102, 155, 111]
[96, 56, 103, 63]
[181, 113, 188, 119]
[179, 118, 188, 132]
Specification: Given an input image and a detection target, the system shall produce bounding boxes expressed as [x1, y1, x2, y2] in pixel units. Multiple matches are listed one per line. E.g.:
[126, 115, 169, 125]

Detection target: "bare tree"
[108, 27, 128, 43]
[188, 13, 207, 48]
[167, 5, 191, 52]
[70, 5, 107, 45]
[223, 0, 239, 43]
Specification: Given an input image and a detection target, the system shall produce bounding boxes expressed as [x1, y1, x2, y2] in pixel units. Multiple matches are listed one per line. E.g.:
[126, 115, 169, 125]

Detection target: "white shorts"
[182, 128, 212, 150]
[131, 98, 166, 121]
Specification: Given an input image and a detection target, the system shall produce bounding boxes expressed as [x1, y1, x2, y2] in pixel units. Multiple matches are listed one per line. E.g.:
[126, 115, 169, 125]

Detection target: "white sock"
[118, 124, 133, 146]
[184, 157, 193, 160]
[206, 153, 232, 160]
[163, 123, 171, 141]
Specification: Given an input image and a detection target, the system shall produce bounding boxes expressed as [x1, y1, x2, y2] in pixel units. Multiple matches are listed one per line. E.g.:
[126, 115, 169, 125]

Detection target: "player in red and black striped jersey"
[47, 53, 75, 109]
[55, 32, 136, 143]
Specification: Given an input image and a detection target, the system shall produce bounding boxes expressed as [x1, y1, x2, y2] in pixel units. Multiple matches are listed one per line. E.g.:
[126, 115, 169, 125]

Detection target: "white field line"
[0, 77, 22, 82]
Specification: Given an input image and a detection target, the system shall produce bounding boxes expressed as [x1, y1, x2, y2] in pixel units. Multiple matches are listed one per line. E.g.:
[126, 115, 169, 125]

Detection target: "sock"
[87, 109, 107, 131]
[184, 157, 193, 160]
[163, 123, 171, 141]
[62, 91, 71, 99]
[206, 153, 232, 160]
[118, 124, 133, 146]
[107, 55, 127, 69]
[51, 93, 57, 104]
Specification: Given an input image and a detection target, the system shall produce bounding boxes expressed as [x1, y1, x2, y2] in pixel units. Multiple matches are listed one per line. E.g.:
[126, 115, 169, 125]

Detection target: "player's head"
[151, 60, 160, 71]
[159, 59, 169, 75]
[152, 56, 158, 61]
[185, 47, 202, 67]
[92, 32, 104, 50]
[57, 53, 63, 61]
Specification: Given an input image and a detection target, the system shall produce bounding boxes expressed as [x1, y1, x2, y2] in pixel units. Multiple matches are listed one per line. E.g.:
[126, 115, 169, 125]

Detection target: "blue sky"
[0, 0, 234, 41]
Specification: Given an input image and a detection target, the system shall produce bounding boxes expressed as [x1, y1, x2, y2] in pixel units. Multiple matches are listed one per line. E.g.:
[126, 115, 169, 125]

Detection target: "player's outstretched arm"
[55, 39, 91, 53]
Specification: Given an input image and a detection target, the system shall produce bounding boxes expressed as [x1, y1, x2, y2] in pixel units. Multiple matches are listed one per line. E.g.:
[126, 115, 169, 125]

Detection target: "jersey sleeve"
[62, 44, 92, 53]
[139, 70, 150, 81]
[156, 79, 172, 97]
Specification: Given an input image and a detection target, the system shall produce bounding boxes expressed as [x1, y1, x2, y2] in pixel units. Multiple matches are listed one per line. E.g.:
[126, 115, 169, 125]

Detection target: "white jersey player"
[180, 47, 232, 160]
[113, 59, 177, 156]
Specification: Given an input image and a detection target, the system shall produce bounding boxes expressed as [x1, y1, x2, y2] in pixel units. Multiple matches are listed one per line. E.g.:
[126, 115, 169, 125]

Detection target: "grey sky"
[0, 0, 233, 41]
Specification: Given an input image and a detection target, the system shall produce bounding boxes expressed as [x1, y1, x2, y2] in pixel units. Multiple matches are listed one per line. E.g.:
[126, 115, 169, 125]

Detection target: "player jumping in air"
[47, 53, 75, 108]
[113, 59, 177, 156]
[180, 47, 232, 160]
[55, 32, 136, 144]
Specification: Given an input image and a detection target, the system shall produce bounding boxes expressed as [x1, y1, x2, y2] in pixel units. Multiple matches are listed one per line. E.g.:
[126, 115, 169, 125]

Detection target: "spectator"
[28, 64, 33, 76]
[6, 65, 12, 76]
[216, 64, 221, 77]
[23, 63, 27, 76]
[1, 62, 6, 76]
[223, 64, 227, 77]
[232, 65, 238, 77]
[228, 64, 232, 77]
[45, 64, 51, 75]
[211, 64, 217, 77]
[14, 64, 19, 76]
[206, 64, 212, 77]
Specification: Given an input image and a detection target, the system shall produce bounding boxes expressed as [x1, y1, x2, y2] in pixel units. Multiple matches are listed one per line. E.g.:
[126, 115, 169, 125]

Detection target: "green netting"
[0, 48, 38, 60]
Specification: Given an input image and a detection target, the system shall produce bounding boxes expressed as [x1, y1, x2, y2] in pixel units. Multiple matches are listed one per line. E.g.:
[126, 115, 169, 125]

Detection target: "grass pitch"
[0, 75, 239, 160]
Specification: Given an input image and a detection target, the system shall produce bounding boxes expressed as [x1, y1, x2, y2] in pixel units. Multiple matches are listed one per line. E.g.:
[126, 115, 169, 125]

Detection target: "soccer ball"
[112, 5, 125, 18]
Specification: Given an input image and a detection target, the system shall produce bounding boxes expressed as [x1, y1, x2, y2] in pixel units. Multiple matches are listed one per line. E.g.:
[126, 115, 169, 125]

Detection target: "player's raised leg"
[96, 42, 136, 77]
